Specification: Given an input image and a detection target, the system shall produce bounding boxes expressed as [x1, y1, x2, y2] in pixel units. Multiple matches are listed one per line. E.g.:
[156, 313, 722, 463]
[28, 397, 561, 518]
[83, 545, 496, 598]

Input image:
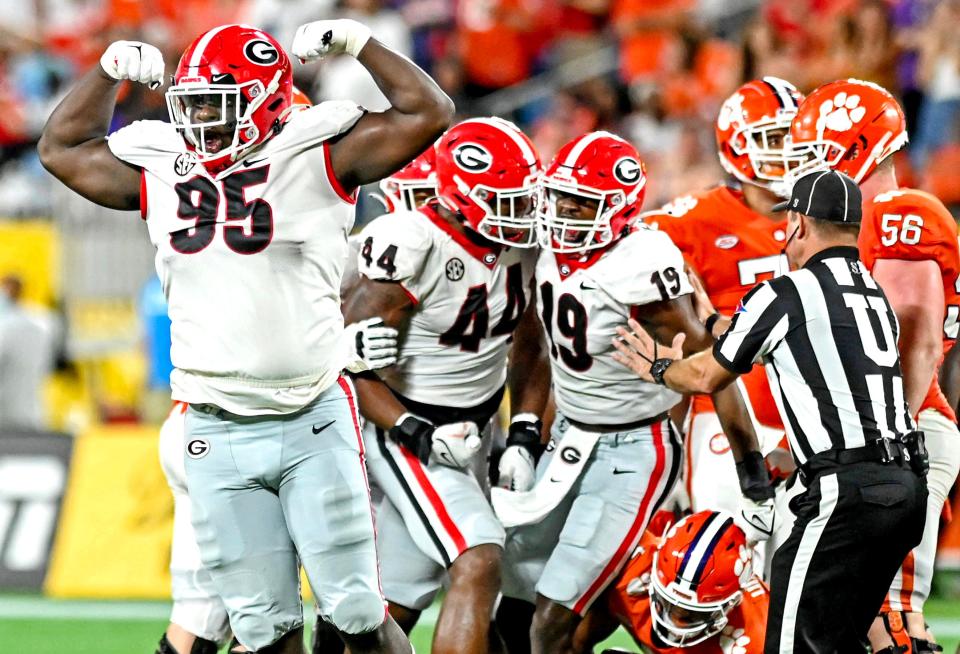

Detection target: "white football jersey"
[536, 226, 692, 424]
[356, 204, 537, 407]
[108, 102, 365, 415]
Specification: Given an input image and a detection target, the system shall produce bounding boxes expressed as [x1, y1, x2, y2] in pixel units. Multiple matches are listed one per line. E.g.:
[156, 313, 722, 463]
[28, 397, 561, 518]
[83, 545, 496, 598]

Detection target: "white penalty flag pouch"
[492, 426, 600, 528]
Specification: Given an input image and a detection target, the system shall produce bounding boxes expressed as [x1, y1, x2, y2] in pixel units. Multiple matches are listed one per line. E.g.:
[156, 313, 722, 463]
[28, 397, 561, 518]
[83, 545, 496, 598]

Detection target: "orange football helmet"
[715, 77, 803, 198]
[785, 78, 907, 184]
[650, 511, 753, 647]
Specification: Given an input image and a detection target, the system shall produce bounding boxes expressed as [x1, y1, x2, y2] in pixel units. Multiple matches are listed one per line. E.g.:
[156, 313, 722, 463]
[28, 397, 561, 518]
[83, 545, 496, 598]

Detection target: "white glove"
[431, 421, 481, 468]
[100, 41, 165, 89]
[735, 495, 776, 545]
[342, 317, 398, 373]
[291, 19, 373, 63]
[497, 446, 537, 491]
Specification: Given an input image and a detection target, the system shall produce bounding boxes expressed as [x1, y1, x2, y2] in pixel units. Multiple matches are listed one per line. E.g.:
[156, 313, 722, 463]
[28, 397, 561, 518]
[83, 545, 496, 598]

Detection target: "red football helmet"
[785, 78, 907, 184]
[650, 511, 752, 647]
[380, 145, 438, 213]
[435, 117, 541, 247]
[716, 77, 803, 198]
[166, 24, 293, 171]
[538, 131, 646, 254]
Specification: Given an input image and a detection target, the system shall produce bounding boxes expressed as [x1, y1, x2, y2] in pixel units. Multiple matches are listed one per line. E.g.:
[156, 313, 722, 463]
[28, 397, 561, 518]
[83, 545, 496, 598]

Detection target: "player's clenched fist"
[99, 41, 165, 89]
[291, 19, 372, 62]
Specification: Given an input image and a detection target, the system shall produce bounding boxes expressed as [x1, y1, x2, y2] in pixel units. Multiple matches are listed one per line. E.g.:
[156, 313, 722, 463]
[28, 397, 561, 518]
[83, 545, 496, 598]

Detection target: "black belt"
[799, 439, 908, 483]
[566, 412, 668, 433]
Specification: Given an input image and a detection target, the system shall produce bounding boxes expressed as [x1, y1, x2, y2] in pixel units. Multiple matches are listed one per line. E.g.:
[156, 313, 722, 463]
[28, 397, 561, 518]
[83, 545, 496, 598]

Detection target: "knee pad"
[328, 591, 386, 635]
[169, 597, 230, 644]
[155, 634, 219, 654]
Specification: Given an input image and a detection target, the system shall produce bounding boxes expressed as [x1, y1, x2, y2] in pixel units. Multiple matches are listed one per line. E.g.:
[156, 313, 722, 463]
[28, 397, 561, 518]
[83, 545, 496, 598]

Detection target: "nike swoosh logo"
[580, 282, 596, 290]
[243, 158, 267, 167]
[312, 420, 335, 435]
[612, 468, 635, 475]
[549, 477, 563, 483]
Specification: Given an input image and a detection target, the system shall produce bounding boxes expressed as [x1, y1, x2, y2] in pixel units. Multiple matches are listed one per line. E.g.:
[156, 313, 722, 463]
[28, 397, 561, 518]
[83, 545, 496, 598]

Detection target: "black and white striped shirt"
[713, 246, 913, 466]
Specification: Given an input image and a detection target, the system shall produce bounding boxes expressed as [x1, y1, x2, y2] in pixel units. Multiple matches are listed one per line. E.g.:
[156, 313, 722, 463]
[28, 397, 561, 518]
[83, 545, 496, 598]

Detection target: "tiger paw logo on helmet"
[817, 91, 867, 133]
[716, 93, 746, 132]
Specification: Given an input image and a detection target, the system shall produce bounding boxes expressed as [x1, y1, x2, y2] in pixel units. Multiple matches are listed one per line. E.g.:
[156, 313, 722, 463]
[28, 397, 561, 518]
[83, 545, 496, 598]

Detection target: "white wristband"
[511, 413, 540, 425]
[344, 23, 372, 58]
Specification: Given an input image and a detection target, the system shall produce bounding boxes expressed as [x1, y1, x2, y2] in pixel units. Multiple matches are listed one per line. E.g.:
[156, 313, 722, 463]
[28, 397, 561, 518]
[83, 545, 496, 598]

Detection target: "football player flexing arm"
[575, 511, 769, 654]
[786, 79, 960, 654]
[643, 77, 803, 518]
[498, 132, 769, 654]
[339, 118, 550, 654]
[39, 21, 452, 654]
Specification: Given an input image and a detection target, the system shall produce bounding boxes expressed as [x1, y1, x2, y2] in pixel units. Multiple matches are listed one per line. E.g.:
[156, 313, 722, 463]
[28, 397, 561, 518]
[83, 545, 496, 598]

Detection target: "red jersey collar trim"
[420, 202, 501, 268]
[554, 247, 606, 278]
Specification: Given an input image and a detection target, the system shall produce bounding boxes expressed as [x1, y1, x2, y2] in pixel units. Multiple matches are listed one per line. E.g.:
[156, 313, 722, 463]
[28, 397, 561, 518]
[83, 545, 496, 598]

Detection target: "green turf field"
[1, 595, 959, 653]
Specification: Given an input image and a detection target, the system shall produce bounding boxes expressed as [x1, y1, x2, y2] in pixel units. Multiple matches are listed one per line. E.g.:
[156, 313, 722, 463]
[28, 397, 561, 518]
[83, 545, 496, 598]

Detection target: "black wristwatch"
[650, 358, 674, 386]
[704, 312, 722, 335]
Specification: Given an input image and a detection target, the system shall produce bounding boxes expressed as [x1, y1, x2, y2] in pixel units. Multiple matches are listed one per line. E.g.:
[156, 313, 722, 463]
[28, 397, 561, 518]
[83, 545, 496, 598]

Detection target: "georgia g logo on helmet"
[244, 39, 280, 66]
[453, 143, 493, 173]
[613, 156, 642, 185]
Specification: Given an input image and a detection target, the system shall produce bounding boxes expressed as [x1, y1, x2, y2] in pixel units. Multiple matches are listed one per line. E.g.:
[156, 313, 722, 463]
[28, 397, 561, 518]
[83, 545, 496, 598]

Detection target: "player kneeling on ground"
[576, 511, 768, 654]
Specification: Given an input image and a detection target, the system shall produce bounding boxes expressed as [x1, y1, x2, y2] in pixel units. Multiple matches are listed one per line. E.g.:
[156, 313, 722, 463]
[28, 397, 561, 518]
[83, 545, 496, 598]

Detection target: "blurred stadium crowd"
[0, 0, 958, 427]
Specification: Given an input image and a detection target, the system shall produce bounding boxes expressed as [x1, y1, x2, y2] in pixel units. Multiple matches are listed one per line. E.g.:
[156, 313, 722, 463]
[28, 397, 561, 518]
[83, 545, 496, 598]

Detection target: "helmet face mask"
[649, 555, 741, 647]
[538, 182, 622, 253]
[470, 177, 540, 247]
[166, 82, 265, 160]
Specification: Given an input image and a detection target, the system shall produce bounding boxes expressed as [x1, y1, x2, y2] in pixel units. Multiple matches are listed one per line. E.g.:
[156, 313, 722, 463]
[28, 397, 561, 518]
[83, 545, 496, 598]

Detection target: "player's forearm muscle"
[38, 67, 141, 209]
[873, 258, 944, 415]
[640, 295, 759, 456]
[508, 297, 551, 418]
[342, 277, 414, 429]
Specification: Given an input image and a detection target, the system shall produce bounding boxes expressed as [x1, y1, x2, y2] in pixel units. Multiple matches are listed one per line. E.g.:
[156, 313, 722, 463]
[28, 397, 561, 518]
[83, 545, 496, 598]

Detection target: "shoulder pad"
[107, 120, 183, 169]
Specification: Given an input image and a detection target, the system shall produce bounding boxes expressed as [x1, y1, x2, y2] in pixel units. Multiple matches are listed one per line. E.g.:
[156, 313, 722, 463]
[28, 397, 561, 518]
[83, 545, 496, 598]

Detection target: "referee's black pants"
[764, 459, 927, 653]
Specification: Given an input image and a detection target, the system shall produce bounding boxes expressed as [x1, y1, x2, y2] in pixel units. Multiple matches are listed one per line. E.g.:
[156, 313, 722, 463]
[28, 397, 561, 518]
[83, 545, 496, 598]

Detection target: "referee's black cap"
[772, 170, 862, 223]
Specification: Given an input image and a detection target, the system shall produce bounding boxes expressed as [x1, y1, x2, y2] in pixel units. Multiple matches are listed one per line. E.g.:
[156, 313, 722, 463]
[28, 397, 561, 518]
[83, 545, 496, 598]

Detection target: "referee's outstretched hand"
[612, 318, 686, 381]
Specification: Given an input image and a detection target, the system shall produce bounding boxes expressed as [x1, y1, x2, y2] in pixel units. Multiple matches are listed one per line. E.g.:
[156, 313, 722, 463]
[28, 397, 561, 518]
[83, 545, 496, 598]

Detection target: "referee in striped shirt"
[613, 170, 928, 653]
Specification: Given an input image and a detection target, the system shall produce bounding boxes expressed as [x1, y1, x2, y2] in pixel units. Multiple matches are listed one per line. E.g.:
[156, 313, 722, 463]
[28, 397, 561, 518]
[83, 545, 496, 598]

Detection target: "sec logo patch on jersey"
[445, 257, 465, 281]
[174, 152, 197, 176]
